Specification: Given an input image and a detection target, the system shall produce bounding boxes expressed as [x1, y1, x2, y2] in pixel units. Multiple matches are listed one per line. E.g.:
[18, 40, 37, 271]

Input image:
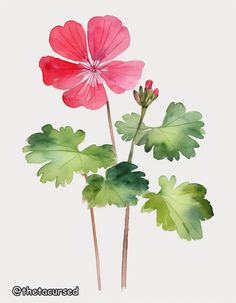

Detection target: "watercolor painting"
[23, 15, 214, 291]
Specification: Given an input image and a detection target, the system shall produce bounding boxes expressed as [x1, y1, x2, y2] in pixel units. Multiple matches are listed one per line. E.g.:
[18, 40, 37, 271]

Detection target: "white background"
[1, 0, 236, 302]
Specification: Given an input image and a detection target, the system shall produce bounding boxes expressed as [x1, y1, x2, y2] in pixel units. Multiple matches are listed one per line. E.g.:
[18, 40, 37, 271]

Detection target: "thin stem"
[105, 99, 147, 290]
[121, 106, 148, 290]
[83, 175, 102, 291]
[121, 205, 130, 289]
[90, 207, 102, 291]
[128, 107, 147, 163]
[106, 101, 117, 160]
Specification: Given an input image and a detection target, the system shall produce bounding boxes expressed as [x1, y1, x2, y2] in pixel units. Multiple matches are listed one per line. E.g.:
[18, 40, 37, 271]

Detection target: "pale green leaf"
[142, 176, 213, 240]
[23, 124, 115, 187]
[115, 113, 150, 143]
[115, 102, 205, 161]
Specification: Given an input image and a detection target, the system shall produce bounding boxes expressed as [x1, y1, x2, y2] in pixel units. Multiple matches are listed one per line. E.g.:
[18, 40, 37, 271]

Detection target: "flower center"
[80, 61, 103, 86]
[90, 66, 98, 73]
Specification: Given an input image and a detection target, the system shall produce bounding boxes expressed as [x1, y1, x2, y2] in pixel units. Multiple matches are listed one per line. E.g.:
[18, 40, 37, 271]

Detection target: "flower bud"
[145, 80, 153, 90]
[153, 88, 159, 97]
[133, 80, 159, 108]
[139, 85, 144, 96]
[133, 90, 141, 105]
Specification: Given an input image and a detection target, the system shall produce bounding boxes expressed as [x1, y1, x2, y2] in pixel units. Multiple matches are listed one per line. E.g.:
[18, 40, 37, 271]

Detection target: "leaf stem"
[105, 99, 148, 290]
[89, 207, 102, 291]
[121, 106, 148, 290]
[121, 204, 130, 289]
[83, 175, 102, 291]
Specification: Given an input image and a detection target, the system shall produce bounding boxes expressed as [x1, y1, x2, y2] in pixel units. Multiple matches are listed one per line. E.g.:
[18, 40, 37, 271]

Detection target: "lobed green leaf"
[115, 102, 205, 161]
[142, 176, 214, 240]
[83, 161, 149, 208]
[23, 124, 115, 187]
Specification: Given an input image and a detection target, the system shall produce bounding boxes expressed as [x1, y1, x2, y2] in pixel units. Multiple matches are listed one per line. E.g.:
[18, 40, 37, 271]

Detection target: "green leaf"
[83, 162, 149, 208]
[23, 124, 115, 187]
[115, 102, 205, 161]
[142, 176, 213, 240]
[115, 113, 150, 143]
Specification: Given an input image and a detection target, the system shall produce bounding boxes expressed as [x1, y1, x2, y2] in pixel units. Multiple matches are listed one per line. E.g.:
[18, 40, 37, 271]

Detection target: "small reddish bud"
[133, 80, 158, 108]
[145, 80, 153, 90]
[153, 88, 159, 97]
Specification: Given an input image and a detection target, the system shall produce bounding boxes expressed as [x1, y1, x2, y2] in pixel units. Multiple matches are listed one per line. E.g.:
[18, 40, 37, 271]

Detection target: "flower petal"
[49, 21, 88, 62]
[62, 81, 108, 110]
[101, 60, 145, 93]
[88, 16, 130, 63]
[39, 56, 85, 89]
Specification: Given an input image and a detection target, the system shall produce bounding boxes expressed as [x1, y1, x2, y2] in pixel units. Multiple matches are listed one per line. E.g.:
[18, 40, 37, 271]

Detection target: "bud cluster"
[133, 80, 159, 108]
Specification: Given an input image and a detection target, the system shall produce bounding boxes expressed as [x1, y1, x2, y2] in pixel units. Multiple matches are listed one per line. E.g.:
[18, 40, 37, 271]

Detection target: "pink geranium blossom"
[39, 16, 144, 110]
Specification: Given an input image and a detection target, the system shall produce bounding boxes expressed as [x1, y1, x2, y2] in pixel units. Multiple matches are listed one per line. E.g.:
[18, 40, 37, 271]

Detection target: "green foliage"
[142, 176, 213, 240]
[115, 113, 149, 143]
[82, 162, 149, 208]
[23, 124, 115, 187]
[115, 102, 205, 161]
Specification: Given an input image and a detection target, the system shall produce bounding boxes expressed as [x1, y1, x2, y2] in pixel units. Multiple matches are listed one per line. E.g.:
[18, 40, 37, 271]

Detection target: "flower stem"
[106, 101, 117, 160]
[83, 175, 102, 291]
[121, 106, 147, 290]
[128, 107, 147, 163]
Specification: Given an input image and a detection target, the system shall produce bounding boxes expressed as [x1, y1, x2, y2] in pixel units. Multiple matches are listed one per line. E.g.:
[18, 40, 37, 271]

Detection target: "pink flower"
[39, 16, 145, 110]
